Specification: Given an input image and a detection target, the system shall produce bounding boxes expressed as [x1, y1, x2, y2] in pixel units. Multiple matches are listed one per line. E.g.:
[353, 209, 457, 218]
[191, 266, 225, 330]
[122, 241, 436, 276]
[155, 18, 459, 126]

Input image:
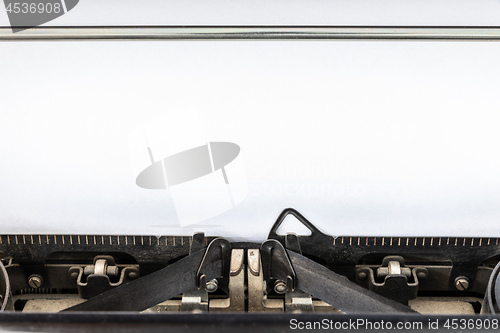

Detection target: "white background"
[1, 1, 500, 241]
[2, 0, 500, 26]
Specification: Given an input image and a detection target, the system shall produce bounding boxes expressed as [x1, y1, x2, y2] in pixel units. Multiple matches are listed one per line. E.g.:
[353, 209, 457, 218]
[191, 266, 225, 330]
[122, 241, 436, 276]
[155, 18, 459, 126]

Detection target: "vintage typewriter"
[0, 207, 498, 332]
[2, 12, 500, 332]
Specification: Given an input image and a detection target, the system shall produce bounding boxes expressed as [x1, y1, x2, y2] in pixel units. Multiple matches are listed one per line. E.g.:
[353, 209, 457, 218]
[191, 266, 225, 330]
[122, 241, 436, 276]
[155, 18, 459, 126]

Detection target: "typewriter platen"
[0, 208, 499, 331]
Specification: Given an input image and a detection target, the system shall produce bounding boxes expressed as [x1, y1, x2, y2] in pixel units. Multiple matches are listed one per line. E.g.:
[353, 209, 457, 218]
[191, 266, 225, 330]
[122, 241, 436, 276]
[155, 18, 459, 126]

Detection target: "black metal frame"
[0, 312, 499, 332]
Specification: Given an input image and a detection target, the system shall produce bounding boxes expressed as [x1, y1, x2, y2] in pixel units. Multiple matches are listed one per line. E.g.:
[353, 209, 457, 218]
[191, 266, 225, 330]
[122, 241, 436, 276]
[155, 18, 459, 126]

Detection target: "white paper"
[1, 41, 500, 241]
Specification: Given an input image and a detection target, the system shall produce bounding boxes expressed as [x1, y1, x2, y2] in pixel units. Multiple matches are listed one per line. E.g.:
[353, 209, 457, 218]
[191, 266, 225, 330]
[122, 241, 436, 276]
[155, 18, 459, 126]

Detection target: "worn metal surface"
[2, 26, 500, 40]
[269, 208, 500, 291]
[0, 234, 215, 266]
[63, 249, 206, 312]
[287, 250, 416, 313]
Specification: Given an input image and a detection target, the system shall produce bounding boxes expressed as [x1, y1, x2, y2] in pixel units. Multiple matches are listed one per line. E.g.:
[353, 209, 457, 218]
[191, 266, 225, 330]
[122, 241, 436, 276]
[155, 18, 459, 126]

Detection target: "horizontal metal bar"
[2, 26, 500, 40]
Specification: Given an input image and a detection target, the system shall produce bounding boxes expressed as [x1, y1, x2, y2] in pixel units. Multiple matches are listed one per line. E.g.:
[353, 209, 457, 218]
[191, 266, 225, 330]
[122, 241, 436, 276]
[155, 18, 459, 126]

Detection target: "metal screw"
[206, 279, 218, 292]
[455, 277, 470, 291]
[357, 271, 367, 280]
[274, 280, 287, 294]
[28, 274, 43, 288]
[128, 271, 139, 280]
[417, 271, 427, 280]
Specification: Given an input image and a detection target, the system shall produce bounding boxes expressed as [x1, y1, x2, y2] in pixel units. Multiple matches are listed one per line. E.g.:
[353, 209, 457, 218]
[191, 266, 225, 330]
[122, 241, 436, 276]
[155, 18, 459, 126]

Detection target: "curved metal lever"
[268, 208, 325, 240]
